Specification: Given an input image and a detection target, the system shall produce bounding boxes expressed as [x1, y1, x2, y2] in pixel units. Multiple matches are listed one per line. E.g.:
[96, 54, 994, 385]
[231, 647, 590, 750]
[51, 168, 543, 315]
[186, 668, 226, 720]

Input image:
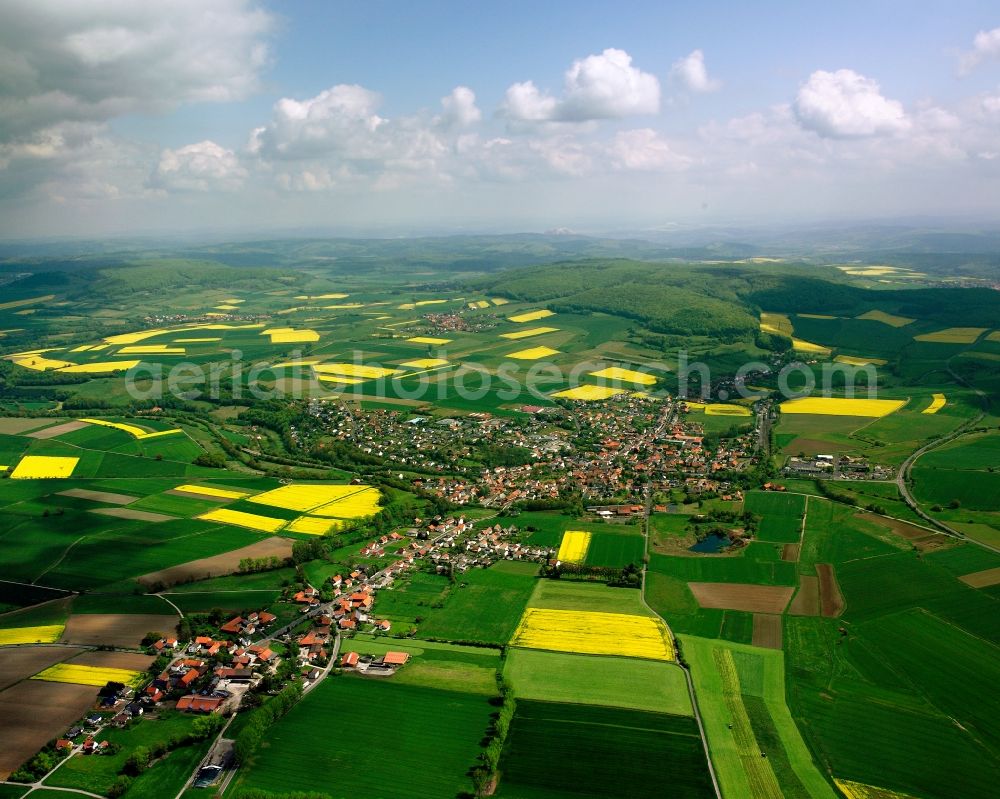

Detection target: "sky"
[2, 0, 1000, 239]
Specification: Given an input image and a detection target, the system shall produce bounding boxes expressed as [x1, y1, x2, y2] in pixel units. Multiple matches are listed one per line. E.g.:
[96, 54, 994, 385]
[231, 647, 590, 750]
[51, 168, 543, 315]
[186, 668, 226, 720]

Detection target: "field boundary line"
[154, 593, 185, 618]
[32, 536, 86, 585]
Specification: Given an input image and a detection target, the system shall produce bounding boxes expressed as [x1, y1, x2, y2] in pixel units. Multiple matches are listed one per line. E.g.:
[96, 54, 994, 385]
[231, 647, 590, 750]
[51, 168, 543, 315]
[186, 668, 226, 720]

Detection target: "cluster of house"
[145, 616, 281, 714]
[784, 453, 889, 479]
[339, 649, 410, 674]
[406, 397, 760, 511]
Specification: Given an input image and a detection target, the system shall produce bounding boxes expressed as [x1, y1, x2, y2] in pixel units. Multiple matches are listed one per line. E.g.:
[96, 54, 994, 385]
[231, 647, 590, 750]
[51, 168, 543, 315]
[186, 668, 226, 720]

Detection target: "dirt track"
[138, 536, 293, 588]
[687, 582, 794, 614]
[61, 613, 178, 648]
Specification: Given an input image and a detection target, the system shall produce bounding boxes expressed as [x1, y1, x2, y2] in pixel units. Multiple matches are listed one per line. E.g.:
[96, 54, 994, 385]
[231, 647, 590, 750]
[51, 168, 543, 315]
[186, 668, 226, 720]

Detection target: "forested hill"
[470, 260, 1000, 341]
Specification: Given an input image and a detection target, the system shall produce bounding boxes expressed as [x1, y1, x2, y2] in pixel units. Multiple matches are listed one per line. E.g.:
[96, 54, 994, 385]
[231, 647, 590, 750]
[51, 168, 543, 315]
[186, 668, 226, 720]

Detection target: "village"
[303, 392, 759, 510]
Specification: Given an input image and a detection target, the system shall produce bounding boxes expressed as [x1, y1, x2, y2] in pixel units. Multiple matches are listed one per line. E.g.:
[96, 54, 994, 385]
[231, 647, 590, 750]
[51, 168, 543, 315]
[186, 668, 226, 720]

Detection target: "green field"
[495, 700, 714, 798]
[680, 635, 837, 799]
[416, 560, 539, 644]
[343, 633, 500, 694]
[526, 578, 654, 616]
[237, 676, 492, 798]
[582, 531, 645, 567]
[503, 648, 692, 715]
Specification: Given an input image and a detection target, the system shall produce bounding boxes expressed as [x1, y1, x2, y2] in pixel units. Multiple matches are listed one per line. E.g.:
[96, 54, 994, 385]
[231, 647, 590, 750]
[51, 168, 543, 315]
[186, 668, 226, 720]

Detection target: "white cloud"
[502, 48, 660, 122]
[670, 50, 721, 93]
[959, 27, 1000, 74]
[0, 0, 273, 144]
[794, 69, 909, 138]
[608, 129, 690, 171]
[151, 141, 246, 192]
[437, 86, 482, 128]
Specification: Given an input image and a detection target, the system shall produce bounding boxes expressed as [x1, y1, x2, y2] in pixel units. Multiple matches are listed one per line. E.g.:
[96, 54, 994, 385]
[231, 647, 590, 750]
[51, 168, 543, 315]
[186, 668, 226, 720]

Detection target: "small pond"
[689, 533, 731, 553]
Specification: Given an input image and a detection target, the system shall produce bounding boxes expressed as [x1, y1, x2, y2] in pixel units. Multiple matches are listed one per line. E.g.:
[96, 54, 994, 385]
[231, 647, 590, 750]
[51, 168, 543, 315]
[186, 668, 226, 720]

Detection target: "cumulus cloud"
[670, 50, 721, 93]
[150, 141, 246, 192]
[794, 69, 909, 138]
[0, 0, 273, 144]
[437, 86, 482, 128]
[501, 48, 660, 122]
[959, 27, 1000, 74]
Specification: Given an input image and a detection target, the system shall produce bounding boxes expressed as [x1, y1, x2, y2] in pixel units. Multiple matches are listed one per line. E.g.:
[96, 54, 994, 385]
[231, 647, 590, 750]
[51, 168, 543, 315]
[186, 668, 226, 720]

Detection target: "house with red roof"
[176, 695, 224, 713]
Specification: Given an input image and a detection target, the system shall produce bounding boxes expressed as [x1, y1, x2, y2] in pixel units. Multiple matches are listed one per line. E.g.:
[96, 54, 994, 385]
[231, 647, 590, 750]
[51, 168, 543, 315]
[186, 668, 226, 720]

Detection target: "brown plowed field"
[781, 543, 800, 561]
[59, 488, 138, 505]
[26, 420, 87, 439]
[138, 536, 292, 588]
[68, 651, 153, 671]
[787, 576, 820, 616]
[817, 564, 845, 617]
[960, 567, 1000, 588]
[60, 614, 178, 648]
[0, 646, 83, 691]
[0, 680, 97, 779]
[687, 582, 794, 614]
[752, 614, 782, 649]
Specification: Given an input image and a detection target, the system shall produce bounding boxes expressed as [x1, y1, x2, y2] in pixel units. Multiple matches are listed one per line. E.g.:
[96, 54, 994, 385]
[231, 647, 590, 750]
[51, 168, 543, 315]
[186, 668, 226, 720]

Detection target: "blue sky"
[2, 1, 1000, 237]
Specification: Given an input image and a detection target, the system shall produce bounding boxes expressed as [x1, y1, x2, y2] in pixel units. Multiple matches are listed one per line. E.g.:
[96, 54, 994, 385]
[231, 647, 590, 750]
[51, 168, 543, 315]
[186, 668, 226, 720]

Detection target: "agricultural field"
[510, 607, 674, 661]
[503, 648, 692, 715]
[236, 677, 493, 798]
[495, 700, 715, 798]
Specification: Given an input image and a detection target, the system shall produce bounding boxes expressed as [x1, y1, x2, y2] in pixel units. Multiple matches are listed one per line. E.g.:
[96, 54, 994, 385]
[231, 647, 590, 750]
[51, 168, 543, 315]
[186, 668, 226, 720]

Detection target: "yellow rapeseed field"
[59, 361, 141, 374]
[507, 346, 560, 360]
[588, 366, 657, 386]
[286, 516, 343, 535]
[511, 608, 674, 661]
[80, 418, 181, 440]
[174, 484, 248, 500]
[11, 456, 79, 479]
[104, 323, 262, 346]
[215, 304, 239, 311]
[198, 508, 286, 533]
[407, 336, 452, 345]
[400, 358, 450, 368]
[556, 531, 591, 563]
[834, 355, 887, 367]
[914, 327, 987, 344]
[295, 293, 349, 300]
[856, 310, 916, 327]
[759, 312, 793, 337]
[798, 313, 838, 319]
[0, 625, 64, 645]
[792, 338, 832, 355]
[249, 484, 368, 512]
[490, 298, 509, 305]
[11, 355, 75, 371]
[33, 663, 143, 687]
[551, 385, 628, 401]
[312, 486, 382, 519]
[468, 300, 490, 309]
[316, 376, 364, 385]
[312, 363, 400, 379]
[922, 393, 947, 414]
[500, 327, 559, 340]
[508, 309, 555, 323]
[987, 331, 1000, 343]
[705, 404, 752, 416]
[323, 303, 365, 309]
[781, 397, 906, 417]
[272, 359, 321, 369]
[262, 327, 320, 344]
[833, 778, 918, 799]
